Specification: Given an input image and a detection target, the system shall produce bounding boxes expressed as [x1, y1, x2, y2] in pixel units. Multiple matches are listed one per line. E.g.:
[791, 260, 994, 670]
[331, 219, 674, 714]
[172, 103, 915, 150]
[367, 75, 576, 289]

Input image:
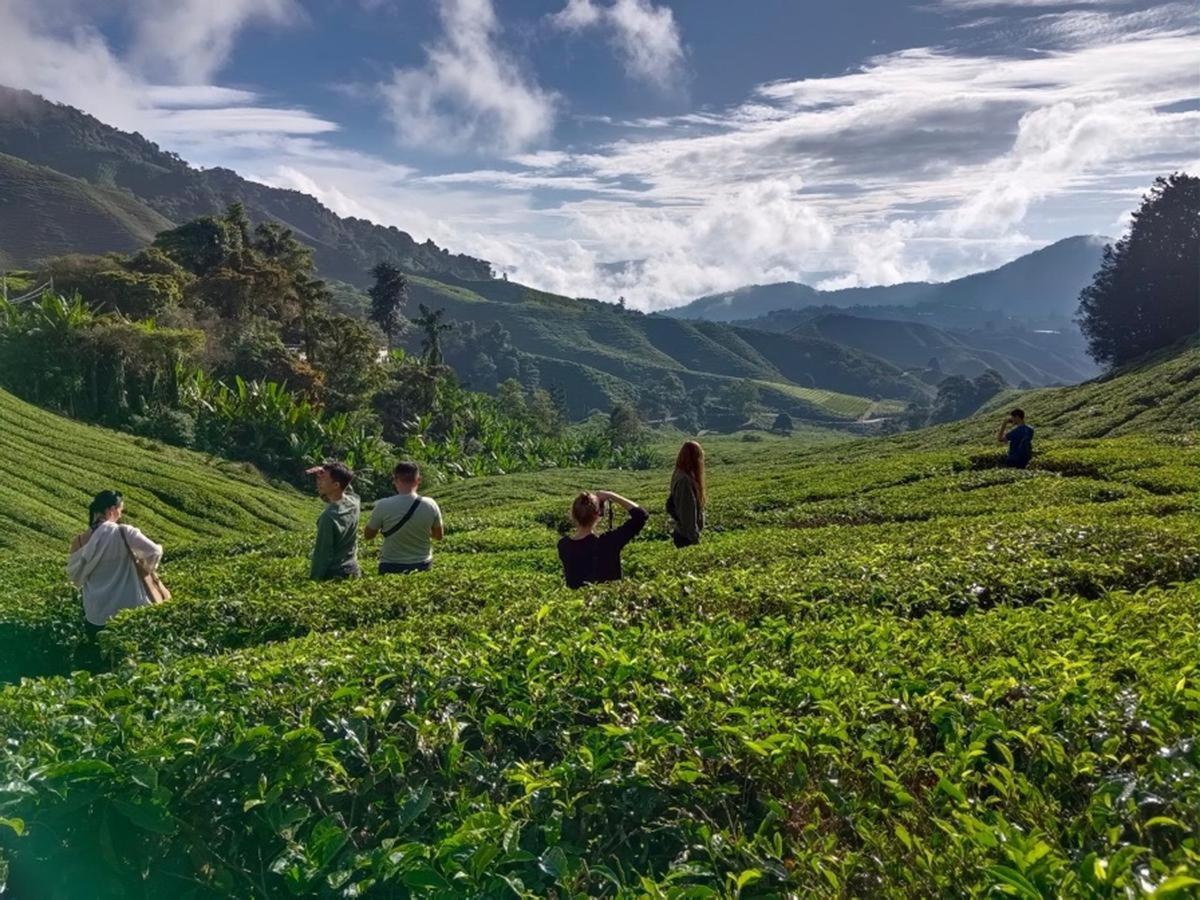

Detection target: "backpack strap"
[382, 497, 424, 538]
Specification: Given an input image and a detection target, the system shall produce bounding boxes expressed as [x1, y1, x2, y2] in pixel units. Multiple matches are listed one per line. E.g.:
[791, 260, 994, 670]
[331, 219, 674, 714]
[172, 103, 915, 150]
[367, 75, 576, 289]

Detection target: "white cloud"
[549, 0, 603, 29]
[549, 0, 685, 89]
[936, 0, 1122, 9]
[381, 0, 557, 153]
[131, 0, 304, 84]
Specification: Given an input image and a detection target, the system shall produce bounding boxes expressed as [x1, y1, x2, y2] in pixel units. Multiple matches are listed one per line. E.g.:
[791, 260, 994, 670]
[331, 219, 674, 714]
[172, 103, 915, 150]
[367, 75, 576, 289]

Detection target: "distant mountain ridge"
[0, 86, 491, 284]
[754, 311, 1101, 385]
[0, 86, 932, 424]
[667, 235, 1108, 327]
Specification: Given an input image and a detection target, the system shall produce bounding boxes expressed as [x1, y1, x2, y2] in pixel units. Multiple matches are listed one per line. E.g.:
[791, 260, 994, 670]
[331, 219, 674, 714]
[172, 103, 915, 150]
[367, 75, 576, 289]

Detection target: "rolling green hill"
[406, 275, 929, 419]
[0, 385, 309, 555]
[0, 86, 491, 283]
[792, 313, 1099, 385]
[0, 153, 173, 268]
[0, 342, 1195, 895]
[0, 86, 929, 422]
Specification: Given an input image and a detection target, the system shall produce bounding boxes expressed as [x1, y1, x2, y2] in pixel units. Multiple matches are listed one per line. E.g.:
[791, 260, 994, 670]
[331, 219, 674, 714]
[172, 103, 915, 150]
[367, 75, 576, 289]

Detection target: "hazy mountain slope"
[0, 153, 173, 267]
[669, 236, 1107, 326]
[406, 276, 929, 417]
[798, 314, 1073, 384]
[0, 86, 491, 283]
[0, 86, 926, 420]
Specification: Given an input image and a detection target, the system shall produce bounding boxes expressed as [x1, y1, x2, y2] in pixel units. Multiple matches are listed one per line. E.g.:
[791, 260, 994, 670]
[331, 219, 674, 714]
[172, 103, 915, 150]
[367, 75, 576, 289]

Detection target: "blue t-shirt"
[1006, 423, 1034, 467]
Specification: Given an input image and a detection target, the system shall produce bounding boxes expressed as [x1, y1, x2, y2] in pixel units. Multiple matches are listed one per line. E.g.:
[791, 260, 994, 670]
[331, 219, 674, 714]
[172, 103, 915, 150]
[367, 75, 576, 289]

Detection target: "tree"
[1077, 173, 1200, 367]
[497, 378, 526, 416]
[722, 379, 760, 422]
[771, 413, 794, 434]
[528, 388, 562, 437]
[608, 402, 642, 447]
[368, 262, 408, 346]
[414, 304, 453, 366]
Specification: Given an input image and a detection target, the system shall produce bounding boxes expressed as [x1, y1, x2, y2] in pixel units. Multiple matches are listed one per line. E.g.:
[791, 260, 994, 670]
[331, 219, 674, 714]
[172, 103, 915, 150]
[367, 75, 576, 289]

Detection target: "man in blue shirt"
[997, 408, 1034, 468]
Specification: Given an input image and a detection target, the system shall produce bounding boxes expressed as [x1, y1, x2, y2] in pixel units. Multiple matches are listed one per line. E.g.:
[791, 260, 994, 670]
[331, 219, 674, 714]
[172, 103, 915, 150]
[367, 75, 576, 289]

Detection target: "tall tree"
[368, 262, 408, 346]
[414, 304, 452, 366]
[1077, 173, 1199, 367]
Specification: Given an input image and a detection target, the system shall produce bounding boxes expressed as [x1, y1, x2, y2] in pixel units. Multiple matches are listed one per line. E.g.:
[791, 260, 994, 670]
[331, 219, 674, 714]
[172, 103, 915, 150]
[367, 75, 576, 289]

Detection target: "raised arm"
[595, 490, 638, 512]
[996, 415, 1011, 444]
[595, 490, 647, 548]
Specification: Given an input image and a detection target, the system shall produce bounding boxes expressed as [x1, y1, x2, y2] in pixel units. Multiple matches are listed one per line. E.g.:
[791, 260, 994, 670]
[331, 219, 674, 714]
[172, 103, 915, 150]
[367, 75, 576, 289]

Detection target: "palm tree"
[414, 304, 452, 366]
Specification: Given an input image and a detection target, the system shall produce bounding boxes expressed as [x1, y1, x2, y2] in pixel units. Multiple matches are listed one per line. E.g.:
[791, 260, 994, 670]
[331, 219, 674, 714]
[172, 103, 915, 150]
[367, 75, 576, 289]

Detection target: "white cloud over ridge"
[0, 0, 1195, 311]
[381, 0, 557, 153]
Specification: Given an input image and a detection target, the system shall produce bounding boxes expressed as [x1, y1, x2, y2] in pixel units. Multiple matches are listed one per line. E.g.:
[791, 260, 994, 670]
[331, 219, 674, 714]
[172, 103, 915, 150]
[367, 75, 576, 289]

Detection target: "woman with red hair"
[668, 440, 706, 547]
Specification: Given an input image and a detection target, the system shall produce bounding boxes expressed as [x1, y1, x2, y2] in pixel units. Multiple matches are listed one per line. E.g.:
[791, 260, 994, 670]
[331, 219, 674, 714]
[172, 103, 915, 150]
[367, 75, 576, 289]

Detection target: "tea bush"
[0, 350, 1197, 896]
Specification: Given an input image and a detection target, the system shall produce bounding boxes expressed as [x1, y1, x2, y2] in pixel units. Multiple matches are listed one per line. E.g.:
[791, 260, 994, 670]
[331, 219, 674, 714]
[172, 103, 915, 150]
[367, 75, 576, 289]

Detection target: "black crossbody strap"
[382, 497, 424, 538]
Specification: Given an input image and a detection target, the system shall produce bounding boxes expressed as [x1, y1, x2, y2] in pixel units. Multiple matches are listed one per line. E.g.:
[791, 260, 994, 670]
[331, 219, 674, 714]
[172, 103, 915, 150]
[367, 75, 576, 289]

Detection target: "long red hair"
[675, 440, 705, 506]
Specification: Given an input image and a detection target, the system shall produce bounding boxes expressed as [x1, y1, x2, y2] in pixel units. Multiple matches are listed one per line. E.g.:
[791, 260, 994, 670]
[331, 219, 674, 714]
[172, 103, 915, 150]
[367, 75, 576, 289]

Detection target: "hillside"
[406, 274, 929, 418]
[0, 385, 309, 555]
[0, 153, 173, 268]
[790, 313, 1099, 385]
[0, 86, 491, 283]
[668, 235, 1106, 328]
[0, 342, 1195, 894]
[982, 338, 1200, 439]
[0, 86, 931, 423]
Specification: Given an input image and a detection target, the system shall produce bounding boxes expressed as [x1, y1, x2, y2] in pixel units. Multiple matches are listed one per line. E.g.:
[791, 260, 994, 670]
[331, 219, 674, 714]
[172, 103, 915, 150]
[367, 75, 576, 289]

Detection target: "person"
[307, 461, 361, 580]
[558, 490, 648, 589]
[997, 407, 1034, 469]
[67, 490, 163, 630]
[667, 440, 706, 547]
[364, 461, 444, 574]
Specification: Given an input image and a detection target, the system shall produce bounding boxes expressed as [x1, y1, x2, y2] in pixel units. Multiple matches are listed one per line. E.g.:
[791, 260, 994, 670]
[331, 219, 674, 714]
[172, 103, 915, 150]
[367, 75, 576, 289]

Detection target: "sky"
[0, 0, 1196, 310]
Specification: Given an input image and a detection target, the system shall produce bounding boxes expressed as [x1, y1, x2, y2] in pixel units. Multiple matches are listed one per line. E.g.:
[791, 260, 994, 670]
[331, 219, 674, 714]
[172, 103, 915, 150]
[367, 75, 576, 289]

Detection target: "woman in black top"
[558, 490, 648, 589]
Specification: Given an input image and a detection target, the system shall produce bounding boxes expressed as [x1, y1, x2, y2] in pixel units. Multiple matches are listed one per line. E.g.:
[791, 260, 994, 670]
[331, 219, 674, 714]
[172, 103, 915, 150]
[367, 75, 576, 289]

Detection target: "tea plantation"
[0, 345, 1197, 898]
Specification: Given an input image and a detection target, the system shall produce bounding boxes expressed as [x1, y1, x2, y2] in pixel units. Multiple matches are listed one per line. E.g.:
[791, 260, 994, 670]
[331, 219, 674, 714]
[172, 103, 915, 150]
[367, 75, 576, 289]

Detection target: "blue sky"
[1, 0, 1196, 308]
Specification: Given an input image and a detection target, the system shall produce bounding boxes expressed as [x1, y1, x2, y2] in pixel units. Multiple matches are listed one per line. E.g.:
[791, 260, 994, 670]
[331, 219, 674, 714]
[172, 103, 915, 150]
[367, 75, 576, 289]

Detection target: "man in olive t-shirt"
[364, 461, 444, 574]
[307, 461, 361, 580]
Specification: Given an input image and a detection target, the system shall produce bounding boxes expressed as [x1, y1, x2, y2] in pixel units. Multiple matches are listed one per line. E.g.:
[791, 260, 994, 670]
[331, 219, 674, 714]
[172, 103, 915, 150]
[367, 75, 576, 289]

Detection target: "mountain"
[753, 311, 1100, 385]
[0, 86, 491, 283]
[0, 152, 173, 269]
[0, 86, 930, 423]
[404, 274, 930, 419]
[667, 236, 1107, 328]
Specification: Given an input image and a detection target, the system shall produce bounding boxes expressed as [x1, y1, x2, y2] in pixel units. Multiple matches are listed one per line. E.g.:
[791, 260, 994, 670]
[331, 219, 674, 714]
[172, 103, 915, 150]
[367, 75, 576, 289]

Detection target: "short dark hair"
[393, 461, 420, 482]
[322, 461, 354, 488]
[1010, 408, 1025, 420]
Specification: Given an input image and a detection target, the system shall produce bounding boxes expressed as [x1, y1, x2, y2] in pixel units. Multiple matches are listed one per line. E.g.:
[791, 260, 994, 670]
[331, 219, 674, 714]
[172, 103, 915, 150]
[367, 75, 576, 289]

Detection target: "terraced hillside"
[0, 347, 1196, 897]
[0, 385, 309, 554]
[405, 274, 927, 420]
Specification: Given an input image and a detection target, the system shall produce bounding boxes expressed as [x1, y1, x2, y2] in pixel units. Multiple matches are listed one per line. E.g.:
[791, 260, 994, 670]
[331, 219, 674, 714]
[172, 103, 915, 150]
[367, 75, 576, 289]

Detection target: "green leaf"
[985, 865, 1042, 900]
[0, 817, 24, 836]
[1151, 876, 1200, 898]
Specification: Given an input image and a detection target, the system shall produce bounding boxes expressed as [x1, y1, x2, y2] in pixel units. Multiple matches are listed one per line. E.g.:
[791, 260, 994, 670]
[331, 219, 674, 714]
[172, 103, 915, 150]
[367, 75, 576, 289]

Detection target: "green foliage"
[367, 261, 408, 344]
[0, 283, 1196, 898]
[930, 368, 1008, 424]
[1078, 173, 1200, 367]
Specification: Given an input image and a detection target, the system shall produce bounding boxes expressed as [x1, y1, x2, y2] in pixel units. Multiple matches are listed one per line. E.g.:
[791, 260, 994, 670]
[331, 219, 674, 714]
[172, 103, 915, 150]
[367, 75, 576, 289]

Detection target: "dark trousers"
[379, 560, 432, 575]
[325, 562, 362, 580]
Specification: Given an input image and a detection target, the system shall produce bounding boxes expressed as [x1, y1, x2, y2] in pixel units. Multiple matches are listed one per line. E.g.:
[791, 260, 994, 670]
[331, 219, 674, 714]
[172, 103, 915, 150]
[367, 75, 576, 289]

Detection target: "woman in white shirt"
[67, 491, 163, 628]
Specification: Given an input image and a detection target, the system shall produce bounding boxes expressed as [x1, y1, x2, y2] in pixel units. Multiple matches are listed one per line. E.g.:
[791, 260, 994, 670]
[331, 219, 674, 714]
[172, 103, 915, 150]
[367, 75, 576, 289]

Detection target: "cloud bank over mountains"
[0, 0, 1195, 309]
